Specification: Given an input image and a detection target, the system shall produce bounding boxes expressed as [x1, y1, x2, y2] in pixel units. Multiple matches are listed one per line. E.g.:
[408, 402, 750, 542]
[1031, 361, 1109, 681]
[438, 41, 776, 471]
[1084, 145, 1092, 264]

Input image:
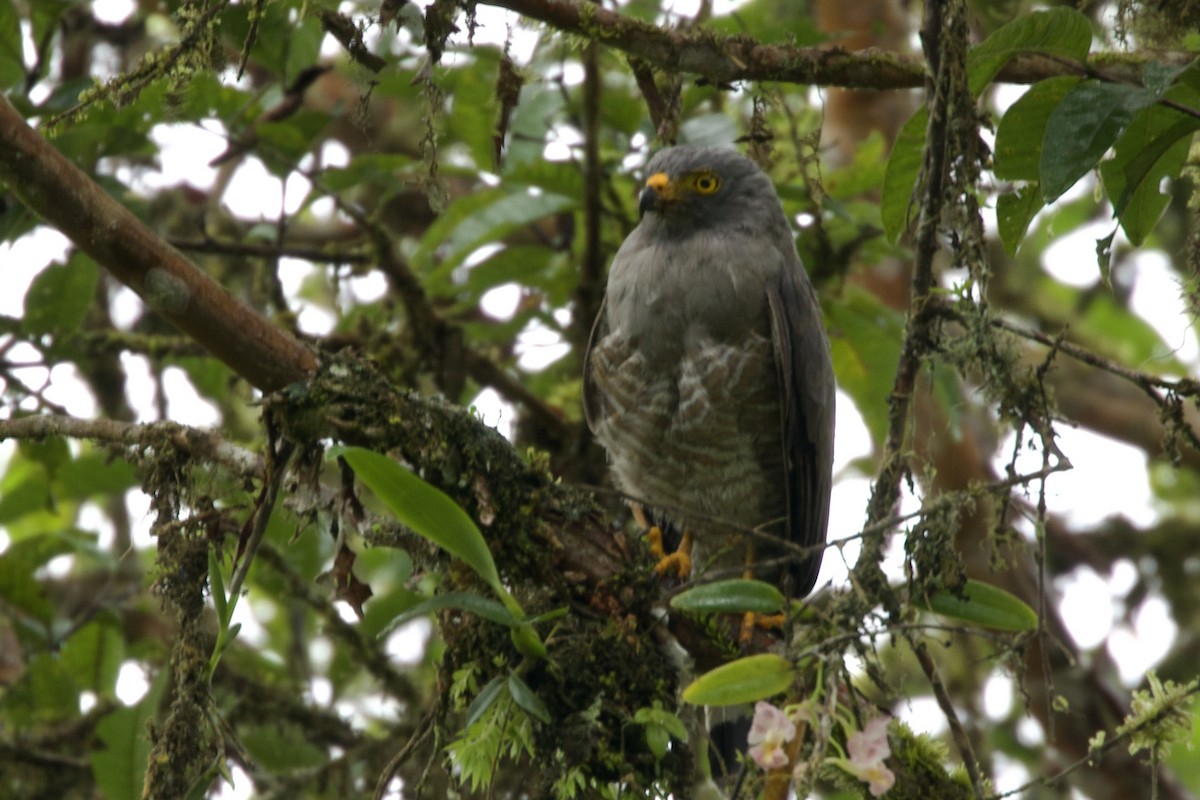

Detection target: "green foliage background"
[1, 1, 1199, 799]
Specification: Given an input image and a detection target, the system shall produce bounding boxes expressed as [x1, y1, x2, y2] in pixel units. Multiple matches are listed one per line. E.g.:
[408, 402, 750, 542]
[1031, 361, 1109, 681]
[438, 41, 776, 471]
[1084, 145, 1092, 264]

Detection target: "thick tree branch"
[485, 0, 1174, 89]
[0, 94, 316, 393]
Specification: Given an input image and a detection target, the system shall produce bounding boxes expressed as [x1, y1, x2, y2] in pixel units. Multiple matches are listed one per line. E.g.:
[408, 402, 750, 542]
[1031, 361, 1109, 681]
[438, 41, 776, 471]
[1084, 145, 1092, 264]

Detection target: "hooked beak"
[638, 171, 677, 217]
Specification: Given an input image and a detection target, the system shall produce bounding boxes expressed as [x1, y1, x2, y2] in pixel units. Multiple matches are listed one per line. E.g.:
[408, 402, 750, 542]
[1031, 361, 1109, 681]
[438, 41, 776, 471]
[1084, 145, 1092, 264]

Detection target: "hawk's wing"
[766, 260, 834, 598]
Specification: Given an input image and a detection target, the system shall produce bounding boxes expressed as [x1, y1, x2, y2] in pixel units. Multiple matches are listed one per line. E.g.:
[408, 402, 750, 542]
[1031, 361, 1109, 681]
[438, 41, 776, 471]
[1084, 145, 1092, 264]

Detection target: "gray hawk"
[583, 144, 835, 607]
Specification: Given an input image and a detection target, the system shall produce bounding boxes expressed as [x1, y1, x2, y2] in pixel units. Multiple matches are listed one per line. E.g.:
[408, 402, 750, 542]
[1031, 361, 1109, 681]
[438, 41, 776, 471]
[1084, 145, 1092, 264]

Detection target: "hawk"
[584, 145, 835, 604]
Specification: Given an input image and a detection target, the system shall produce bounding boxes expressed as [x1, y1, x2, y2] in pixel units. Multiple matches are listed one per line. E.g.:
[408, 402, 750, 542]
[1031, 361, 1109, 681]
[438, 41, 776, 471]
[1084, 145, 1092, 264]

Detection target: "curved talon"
[739, 611, 787, 646]
[644, 527, 693, 578]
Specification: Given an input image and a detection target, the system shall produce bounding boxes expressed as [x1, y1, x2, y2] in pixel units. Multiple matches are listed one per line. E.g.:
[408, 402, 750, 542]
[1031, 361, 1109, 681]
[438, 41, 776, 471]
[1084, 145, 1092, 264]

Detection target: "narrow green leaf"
[915, 579, 1038, 632]
[967, 8, 1092, 96]
[507, 673, 551, 724]
[209, 548, 229, 627]
[1041, 81, 1158, 202]
[334, 446, 503, 599]
[880, 108, 927, 242]
[670, 579, 786, 615]
[996, 184, 1043, 255]
[994, 76, 1080, 181]
[682, 653, 794, 707]
[377, 591, 518, 639]
[466, 675, 507, 728]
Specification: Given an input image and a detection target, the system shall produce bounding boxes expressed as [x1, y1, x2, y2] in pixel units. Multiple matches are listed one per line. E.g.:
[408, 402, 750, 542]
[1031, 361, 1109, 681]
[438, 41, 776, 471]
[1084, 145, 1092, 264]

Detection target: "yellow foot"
[644, 527, 693, 579]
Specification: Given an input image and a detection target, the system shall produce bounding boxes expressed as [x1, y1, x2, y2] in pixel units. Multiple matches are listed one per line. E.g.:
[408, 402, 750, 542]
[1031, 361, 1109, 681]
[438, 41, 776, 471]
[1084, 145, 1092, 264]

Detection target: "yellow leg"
[739, 541, 785, 645]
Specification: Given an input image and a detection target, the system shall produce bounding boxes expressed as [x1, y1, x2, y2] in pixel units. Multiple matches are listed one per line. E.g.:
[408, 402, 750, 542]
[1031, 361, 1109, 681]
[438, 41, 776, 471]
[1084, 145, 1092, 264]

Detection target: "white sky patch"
[515, 318, 569, 371]
[480, 282, 522, 319]
[1128, 250, 1199, 367]
[1040, 218, 1113, 287]
[983, 674, 1013, 719]
[147, 123, 227, 191]
[470, 387, 514, 441]
[162, 366, 221, 427]
[1057, 567, 1114, 650]
[1109, 596, 1176, 686]
[115, 661, 150, 705]
[119, 352, 158, 420]
[92, 0, 136, 24]
[1000, 424, 1154, 529]
[384, 618, 432, 666]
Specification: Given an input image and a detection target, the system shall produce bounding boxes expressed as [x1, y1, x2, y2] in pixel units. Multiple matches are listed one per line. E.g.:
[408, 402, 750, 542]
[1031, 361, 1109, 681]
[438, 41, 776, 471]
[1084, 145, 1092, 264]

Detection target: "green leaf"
[881, 108, 927, 243]
[91, 670, 166, 800]
[22, 251, 100, 340]
[60, 621, 125, 695]
[996, 184, 1043, 255]
[334, 446, 505, 600]
[1041, 81, 1158, 202]
[994, 76, 1080, 181]
[825, 288, 905, 445]
[55, 453, 138, 499]
[967, 8, 1092, 96]
[240, 724, 327, 772]
[507, 673, 551, 724]
[914, 578, 1038, 631]
[413, 188, 575, 288]
[0, 532, 73, 624]
[378, 591, 518, 638]
[670, 579, 786, 615]
[633, 706, 689, 760]
[0, 1, 28, 90]
[466, 675, 507, 728]
[1100, 102, 1198, 245]
[682, 653, 794, 706]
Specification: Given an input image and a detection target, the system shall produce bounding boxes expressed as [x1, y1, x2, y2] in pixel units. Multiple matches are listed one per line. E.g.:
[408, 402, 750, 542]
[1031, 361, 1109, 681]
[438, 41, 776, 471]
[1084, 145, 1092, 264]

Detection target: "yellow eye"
[692, 173, 721, 195]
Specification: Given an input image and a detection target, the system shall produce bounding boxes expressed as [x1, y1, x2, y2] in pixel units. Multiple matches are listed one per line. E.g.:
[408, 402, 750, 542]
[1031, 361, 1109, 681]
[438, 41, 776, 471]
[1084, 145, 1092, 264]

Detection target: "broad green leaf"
[22, 251, 100, 340]
[507, 673, 551, 724]
[996, 184, 1043, 255]
[60, 621, 124, 695]
[91, 670, 166, 800]
[321, 154, 415, 192]
[825, 289, 905, 445]
[412, 188, 575, 286]
[0, 458, 52, 525]
[682, 653, 794, 706]
[0, 532, 73, 623]
[1101, 101, 1199, 245]
[967, 8, 1092, 96]
[334, 446, 507, 601]
[0, 1, 28, 90]
[378, 591, 518, 639]
[670, 579, 786, 615]
[881, 108, 927, 242]
[1041, 81, 1158, 202]
[914, 578, 1038, 631]
[283, 16, 324, 85]
[994, 76, 1080, 181]
[55, 453, 138, 499]
[240, 724, 327, 772]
